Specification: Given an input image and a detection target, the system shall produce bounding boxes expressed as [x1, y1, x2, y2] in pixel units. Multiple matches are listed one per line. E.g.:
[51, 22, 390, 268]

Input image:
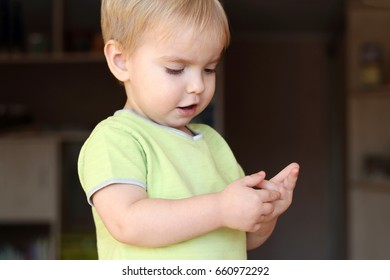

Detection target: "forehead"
[146, 31, 223, 66]
[146, 23, 225, 53]
[138, 11, 227, 45]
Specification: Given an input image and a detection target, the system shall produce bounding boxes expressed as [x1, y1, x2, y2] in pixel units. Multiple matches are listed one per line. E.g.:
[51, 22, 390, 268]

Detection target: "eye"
[204, 68, 216, 74]
[165, 68, 184, 75]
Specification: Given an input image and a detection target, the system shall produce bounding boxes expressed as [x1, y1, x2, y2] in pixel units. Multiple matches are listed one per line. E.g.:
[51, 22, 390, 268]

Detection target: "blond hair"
[101, 0, 230, 55]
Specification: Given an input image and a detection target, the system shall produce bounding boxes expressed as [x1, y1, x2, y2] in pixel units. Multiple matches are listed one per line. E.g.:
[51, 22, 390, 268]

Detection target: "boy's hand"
[257, 162, 300, 221]
[217, 172, 281, 233]
[245, 163, 299, 250]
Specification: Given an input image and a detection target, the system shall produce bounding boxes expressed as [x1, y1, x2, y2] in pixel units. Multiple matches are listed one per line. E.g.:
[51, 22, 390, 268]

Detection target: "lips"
[177, 104, 197, 116]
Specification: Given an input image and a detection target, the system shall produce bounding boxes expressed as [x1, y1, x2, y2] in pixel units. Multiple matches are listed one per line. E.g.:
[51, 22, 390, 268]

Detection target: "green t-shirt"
[78, 109, 246, 259]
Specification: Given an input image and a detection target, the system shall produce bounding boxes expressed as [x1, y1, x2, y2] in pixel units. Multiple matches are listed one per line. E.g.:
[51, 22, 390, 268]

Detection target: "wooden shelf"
[0, 0, 103, 260]
[0, 0, 102, 64]
[0, 52, 105, 64]
[349, 84, 390, 98]
[351, 179, 390, 192]
[0, 131, 94, 259]
[347, 0, 390, 260]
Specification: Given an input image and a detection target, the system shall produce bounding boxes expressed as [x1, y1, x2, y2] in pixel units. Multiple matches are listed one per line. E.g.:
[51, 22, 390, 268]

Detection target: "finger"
[283, 166, 300, 191]
[243, 171, 266, 188]
[257, 189, 281, 202]
[261, 202, 275, 216]
[251, 171, 267, 189]
[258, 180, 280, 192]
[248, 223, 261, 233]
[271, 162, 300, 184]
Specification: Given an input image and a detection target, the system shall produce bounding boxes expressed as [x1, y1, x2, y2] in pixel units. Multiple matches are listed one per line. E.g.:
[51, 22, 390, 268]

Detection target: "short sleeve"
[78, 125, 147, 206]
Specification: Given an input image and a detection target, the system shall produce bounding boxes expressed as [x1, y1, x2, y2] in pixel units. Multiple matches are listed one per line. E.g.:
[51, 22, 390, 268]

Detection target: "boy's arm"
[92, 172, 280, 248]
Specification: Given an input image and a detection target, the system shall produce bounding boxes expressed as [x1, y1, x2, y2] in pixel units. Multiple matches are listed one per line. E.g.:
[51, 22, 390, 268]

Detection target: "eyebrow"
[159, 55, 221, 65]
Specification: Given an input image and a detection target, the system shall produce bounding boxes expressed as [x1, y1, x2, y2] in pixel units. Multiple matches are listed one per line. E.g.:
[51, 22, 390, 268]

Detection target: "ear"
[104, 40, 130, 82]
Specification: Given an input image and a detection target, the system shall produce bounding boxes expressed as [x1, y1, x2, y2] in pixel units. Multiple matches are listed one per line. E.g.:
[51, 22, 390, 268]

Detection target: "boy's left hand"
[256, 162, 300, 221]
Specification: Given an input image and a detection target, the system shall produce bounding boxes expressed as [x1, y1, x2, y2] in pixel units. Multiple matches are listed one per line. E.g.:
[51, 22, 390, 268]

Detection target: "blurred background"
[0, 0, 390, 260]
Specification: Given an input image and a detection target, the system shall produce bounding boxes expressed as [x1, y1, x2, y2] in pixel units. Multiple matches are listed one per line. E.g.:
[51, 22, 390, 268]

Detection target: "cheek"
[151, 74, 185, 98]
[134, 70, 167, 95]
[143, 79, 182, 107]
[204, 78, 216, 100]
[146, 68, 178, 91]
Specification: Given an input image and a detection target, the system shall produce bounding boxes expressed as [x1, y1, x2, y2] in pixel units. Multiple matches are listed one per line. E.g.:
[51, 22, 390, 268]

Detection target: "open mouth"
[179, 104, 196, 110]
[177, 104, 197, 116]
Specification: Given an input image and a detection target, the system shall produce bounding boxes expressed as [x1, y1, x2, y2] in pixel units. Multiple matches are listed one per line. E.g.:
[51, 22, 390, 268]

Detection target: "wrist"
[246, 218, 278, 250]
[214, 191, 227, 229]
[251, 217, 277, 237]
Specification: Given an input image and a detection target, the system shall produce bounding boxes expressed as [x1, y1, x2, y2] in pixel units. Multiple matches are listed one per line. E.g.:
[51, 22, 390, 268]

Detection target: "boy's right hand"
[217, 172, 281, 233]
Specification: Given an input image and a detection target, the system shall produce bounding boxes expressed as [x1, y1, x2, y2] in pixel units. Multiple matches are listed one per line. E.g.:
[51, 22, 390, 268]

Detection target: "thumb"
[271, 162, 300, 184]
[284, 165, 300, 191]
[242, 171, 266, 188]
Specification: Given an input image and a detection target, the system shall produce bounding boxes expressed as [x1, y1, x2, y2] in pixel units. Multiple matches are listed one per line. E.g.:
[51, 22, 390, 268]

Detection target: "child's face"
[123, 26, 224, 133]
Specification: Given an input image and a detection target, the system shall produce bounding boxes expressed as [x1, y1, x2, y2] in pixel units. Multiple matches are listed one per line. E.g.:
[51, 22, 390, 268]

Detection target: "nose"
[186, 72, 205, 95]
